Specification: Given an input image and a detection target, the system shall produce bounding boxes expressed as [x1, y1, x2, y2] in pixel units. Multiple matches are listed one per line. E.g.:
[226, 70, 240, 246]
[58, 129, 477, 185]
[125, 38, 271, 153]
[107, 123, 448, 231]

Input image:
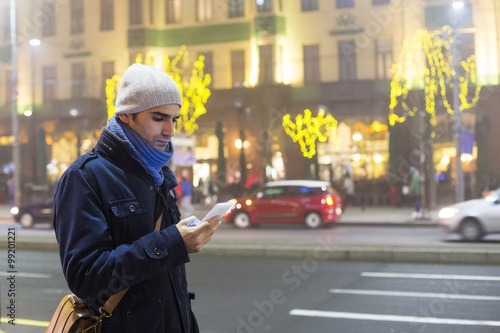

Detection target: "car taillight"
[325, 195, 334, 206]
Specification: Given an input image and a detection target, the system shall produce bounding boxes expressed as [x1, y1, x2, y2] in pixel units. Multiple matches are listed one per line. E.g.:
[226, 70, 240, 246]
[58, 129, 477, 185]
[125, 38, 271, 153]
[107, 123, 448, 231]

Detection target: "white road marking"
[330, 288, 500, 301]
[361, 272, 500, 281]
[0, 271, 52, 278]
[290, 309, 500, 326]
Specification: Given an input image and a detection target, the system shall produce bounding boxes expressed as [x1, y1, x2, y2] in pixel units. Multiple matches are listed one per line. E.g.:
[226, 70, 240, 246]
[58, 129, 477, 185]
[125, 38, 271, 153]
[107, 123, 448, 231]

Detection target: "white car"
[438, 190, 500, 241]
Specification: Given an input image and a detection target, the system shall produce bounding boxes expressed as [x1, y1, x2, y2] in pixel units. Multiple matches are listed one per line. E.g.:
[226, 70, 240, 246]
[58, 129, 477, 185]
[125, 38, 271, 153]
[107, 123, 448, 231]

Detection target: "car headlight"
[10, 206, 19, 215]
[438, 207, 459, 219]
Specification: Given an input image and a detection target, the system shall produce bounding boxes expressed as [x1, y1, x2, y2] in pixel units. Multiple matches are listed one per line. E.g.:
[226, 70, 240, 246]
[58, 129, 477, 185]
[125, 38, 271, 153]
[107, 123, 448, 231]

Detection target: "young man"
[53, 63, 221, 332]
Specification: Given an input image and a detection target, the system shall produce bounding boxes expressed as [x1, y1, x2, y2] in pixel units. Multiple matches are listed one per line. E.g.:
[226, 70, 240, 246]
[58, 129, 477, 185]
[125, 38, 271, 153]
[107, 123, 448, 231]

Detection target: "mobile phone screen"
[201, 201, 235, 222]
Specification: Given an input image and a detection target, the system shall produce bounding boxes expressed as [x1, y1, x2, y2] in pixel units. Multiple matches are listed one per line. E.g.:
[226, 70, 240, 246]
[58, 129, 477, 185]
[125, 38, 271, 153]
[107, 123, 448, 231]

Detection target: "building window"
[375, 39, 392, 80]
[149, 0, 154, 24]
[301, 0, 318, 11]
[70, 0, 84, 34]
[338, 40, 356, 80]
[372, 0, 389, 4]
[424, 4, 473, 31]
[41, 2, 56, 36]
[165, 0, 181, 24]
[229, 0, 244, 18]
[256, 0, 271, 13]
[100, 0, 114, 30]
[71, 63, 86, 99]
[5, 70, 11, 105]
[303, 45, 320, 84]
[231, 50, 245, 87]
[43, 66, 57, 102]
[337, 0, 354, 9]
[198, 52, 213, 86]
[197, 0, 212, 22]
[259, 44, 273, 85]
[102, 61, 114, 97]
[129, 0, 143, 25]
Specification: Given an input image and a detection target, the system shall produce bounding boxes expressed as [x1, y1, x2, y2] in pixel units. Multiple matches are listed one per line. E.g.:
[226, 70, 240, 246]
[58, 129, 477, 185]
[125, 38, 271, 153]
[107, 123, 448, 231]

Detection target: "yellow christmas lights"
[106, 46, 211, 136]
[389, 26, 481, 128]
[106, 75, 121, 120]
[282, 109, 338, 159]
[164, 46, 212, 135]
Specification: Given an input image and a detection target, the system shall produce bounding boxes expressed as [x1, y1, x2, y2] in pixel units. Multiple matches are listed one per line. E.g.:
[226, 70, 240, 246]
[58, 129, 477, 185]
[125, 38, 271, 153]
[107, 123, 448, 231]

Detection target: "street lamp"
[29, 38, 41, 184]
[10, 0, 21, 206]
[450, 0, 464, 202]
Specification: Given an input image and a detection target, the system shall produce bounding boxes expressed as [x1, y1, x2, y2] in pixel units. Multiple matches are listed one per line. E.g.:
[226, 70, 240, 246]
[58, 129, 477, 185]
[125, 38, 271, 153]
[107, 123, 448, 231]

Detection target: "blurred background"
[0, 0, 496, 211]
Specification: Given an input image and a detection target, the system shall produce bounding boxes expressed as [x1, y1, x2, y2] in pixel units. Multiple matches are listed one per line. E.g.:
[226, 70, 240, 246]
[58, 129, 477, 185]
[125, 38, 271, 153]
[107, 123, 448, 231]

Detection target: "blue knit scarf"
[106, 116, 173, 186]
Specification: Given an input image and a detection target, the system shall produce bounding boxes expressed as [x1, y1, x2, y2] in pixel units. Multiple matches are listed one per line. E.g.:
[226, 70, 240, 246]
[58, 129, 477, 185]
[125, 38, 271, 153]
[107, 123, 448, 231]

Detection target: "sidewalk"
[0, 203, 11, 221]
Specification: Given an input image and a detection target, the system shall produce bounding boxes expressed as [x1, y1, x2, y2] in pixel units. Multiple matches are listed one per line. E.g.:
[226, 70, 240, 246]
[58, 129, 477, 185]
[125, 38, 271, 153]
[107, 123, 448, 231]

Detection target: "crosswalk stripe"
[289, 309, 500, 326]
[0, 271, 52, 278]
[1, 317, 50, 327]
[330, 288, 500, 301]
[361, 272, 500, 281]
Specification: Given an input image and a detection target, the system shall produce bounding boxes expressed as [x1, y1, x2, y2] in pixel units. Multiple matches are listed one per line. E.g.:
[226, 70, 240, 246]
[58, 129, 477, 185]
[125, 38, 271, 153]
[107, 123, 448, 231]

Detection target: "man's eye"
[153, 117, 163, 122]
[173, 118, 178, 123]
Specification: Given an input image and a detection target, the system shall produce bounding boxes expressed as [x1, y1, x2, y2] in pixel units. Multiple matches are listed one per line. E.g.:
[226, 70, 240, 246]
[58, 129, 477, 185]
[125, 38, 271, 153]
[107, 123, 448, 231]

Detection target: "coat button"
[126, 310, 133, 318]
[129, 204, 136, 212]
[153, 247, 161, 256]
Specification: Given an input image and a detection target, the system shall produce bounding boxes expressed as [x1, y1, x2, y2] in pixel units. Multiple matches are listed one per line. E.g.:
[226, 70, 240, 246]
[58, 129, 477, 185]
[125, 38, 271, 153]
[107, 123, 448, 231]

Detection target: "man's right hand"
[176, 215, 222, 253]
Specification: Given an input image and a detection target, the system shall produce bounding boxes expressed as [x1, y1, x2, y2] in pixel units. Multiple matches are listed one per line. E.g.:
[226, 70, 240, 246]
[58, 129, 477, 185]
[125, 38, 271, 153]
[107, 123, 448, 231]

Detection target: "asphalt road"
[1, 251, 500, 333]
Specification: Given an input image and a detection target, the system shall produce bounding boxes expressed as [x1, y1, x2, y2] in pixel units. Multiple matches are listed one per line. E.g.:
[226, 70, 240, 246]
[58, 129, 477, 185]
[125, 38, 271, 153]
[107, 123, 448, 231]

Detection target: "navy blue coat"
[54, 128, 199, 332]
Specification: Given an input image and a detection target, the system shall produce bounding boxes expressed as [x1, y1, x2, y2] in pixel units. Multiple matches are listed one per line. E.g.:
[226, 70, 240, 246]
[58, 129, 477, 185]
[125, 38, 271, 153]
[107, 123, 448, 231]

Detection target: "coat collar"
[96, 128, 178, 190]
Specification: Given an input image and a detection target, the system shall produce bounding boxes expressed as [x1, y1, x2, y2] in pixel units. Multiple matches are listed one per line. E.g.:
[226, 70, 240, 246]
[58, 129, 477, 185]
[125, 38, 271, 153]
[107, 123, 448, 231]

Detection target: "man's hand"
[176, 215, 222, 253]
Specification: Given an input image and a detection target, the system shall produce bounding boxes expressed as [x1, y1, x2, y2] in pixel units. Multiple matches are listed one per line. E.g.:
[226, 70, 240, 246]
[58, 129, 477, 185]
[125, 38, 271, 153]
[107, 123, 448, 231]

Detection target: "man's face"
[118, 104, 181, 151]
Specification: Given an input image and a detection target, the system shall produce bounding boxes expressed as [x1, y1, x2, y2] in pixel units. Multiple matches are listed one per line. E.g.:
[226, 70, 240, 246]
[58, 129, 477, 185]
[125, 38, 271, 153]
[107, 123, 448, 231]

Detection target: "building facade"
[0, 0, 499, 203]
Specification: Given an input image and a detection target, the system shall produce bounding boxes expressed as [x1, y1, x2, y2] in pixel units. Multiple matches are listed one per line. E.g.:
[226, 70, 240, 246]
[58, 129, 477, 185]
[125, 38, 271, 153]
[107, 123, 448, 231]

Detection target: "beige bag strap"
[100, 214, 163, 316]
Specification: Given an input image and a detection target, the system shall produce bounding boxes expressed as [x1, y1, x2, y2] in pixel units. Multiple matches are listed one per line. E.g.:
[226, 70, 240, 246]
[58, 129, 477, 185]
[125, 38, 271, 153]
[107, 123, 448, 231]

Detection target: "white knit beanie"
[115, 63, 182, 115]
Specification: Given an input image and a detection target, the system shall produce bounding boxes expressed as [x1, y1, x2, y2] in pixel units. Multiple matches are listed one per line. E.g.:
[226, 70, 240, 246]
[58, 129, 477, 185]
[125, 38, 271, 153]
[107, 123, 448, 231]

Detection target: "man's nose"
[162, 119, 175, 136]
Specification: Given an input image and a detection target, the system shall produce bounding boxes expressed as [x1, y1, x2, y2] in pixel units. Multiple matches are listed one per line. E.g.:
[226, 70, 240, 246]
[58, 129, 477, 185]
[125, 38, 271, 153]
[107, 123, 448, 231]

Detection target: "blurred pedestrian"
[7, 176, 14, 206]
[409, 166, 422, 219]
[342, 172, 355, 213]
[180, 170, 194, 216]
[53, 63, 221, 332]
[207, 176, 219, 205]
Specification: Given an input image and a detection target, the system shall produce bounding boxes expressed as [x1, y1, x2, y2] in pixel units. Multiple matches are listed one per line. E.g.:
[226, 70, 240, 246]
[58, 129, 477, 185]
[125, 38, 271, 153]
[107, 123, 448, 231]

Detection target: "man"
[53, 63, 221, 332]
[342, 172, 355, 212]
[409, 166, 422, 219]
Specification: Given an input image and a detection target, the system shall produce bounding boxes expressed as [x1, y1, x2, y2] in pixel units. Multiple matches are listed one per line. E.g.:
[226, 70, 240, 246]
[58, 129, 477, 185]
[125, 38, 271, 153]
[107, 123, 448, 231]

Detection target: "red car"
[224, 180, 342, 229]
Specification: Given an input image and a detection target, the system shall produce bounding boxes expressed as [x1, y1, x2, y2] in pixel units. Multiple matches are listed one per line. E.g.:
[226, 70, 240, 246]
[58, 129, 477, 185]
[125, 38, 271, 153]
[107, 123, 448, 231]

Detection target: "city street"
[1, 251, 500, 333]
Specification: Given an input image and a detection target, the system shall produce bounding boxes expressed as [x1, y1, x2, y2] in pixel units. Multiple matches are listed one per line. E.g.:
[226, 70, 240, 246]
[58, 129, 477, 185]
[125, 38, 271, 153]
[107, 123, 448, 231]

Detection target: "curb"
[336, 221, 438, 227]
[3, 239, 498, 265]
[190, 243, 500, 265]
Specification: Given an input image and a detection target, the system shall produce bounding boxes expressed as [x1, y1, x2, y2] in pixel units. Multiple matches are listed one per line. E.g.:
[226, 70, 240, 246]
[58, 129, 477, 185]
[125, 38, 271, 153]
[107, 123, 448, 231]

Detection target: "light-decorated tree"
[106, 46, 211, 136]
[282, 109, 338, 179]
[389, 26, 480, 128]
[388, 26, 481, 208]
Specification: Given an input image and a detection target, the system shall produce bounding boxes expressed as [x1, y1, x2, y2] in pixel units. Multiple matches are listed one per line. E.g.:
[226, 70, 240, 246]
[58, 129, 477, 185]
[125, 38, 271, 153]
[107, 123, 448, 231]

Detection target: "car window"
[262, 187, 286, 199]
[286, 186, 319, 197]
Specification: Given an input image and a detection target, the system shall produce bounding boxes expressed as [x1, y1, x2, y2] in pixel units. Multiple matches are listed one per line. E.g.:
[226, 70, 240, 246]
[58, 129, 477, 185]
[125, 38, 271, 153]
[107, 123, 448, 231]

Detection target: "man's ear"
[118, 113, 130, 124]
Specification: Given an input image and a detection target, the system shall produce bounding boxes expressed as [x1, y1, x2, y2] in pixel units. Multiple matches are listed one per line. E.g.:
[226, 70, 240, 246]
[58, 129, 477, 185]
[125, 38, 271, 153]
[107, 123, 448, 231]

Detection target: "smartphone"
[187, 201, 235, 227]
[201, 201, 235, 222]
